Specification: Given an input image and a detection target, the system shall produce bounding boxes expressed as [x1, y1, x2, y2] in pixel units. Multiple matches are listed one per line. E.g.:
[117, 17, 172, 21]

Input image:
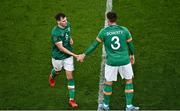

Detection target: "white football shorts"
[105, 63, 134, 81]
[52, 56, 74, 72]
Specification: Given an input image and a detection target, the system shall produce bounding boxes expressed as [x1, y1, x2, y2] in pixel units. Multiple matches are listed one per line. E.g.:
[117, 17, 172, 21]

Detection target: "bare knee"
[55, 71, 60, 75]
[66, 71, 73, 80]
[67, 76, 73, 80]
[125, 79, 133, 84]
[105, 81, 113, 85]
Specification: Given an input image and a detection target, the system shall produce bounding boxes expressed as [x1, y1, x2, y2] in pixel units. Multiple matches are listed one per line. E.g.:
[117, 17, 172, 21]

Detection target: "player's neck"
[58, 24, 65, 29]
[108, 22, 116, 26]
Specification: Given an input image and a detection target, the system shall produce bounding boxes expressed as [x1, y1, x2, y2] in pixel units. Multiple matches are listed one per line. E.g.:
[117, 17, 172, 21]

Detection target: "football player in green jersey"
[78, 12, 139, 111]
[49, 12, 78, 108]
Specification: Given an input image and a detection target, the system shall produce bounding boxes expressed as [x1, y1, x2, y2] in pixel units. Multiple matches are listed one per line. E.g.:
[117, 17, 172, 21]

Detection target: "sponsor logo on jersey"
[68, 27, 70, 32]
[65, 33, 68, 40]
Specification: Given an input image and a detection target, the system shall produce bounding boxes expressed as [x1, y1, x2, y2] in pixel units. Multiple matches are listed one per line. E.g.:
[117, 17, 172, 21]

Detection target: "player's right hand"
[77, 54, 85, 62]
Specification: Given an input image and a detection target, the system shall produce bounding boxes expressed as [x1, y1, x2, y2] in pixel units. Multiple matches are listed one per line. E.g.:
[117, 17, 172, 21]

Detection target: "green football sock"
[68, 79, 75, 100]
[125, 83, 134, 105]
[103, 84, 112, 106]
[51, 68, 56, 79]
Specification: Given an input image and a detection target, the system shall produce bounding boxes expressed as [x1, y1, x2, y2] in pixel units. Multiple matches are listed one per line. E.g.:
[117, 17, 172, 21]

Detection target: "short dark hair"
[107, 12, 117, 22]
[55, 12, 66, 21]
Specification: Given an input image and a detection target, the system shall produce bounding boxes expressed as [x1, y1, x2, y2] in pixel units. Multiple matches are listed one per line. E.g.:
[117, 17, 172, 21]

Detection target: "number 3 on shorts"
[111, 36, 121, 50]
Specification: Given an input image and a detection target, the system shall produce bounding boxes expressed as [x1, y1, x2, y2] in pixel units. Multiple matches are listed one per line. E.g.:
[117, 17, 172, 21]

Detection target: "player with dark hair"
[49, 12, 78, 108]
[78, 12, 139, 111]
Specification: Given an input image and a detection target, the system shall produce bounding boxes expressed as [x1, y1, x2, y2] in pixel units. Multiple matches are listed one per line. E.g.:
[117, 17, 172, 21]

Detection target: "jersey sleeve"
[97, 28, 105, 41]
[123, 26, 132, 40]
[52, 30, 62, 43]
[67, 22, 72, 38]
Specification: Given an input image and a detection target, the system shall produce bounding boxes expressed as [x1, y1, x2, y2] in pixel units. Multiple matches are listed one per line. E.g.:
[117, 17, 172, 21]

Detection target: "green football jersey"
[51, 22, 73, 60]
[98, 25, 132, 66]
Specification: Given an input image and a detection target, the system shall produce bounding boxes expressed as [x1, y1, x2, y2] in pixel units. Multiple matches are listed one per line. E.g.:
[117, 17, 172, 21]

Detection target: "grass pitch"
[0, 0, 180, 110]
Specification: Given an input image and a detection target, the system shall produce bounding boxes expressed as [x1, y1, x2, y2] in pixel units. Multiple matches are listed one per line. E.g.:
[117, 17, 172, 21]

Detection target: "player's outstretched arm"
[84, 37, 102, 55]
[55, 42, 78, 59]
[77, 37, 102, 62]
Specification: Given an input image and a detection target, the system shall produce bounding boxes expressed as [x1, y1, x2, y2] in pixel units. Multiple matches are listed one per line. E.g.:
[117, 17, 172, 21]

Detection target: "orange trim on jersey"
[96, 37, 102, 43]
[127, 37, 132, 42]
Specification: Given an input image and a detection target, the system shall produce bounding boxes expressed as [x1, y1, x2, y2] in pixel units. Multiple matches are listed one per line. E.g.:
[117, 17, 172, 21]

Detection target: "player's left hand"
[130, 55, 135, 65]
[70, 38, 73, 45]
